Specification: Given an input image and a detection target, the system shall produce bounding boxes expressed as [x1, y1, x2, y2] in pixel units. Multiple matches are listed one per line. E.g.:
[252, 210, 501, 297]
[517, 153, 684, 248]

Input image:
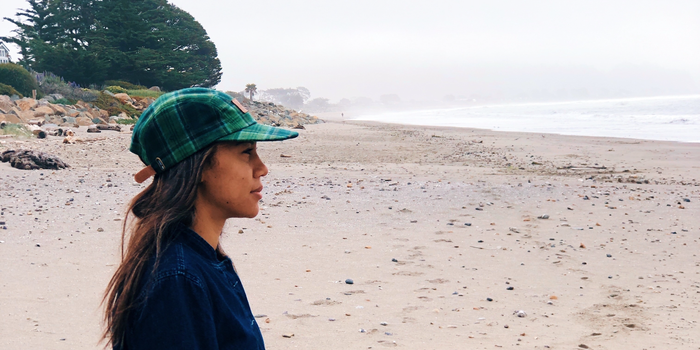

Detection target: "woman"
[103, 88, 298, 349]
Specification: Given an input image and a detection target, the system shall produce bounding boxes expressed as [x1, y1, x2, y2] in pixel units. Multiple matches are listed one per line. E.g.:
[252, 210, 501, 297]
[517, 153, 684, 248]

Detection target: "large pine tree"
[2, 0, 222, 90]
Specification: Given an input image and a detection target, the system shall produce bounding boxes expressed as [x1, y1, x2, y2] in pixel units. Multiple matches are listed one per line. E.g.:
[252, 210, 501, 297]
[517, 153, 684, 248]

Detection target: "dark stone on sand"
[506, 286, 514, 290]
[345, 279, 354, 285]
[606, 254, 612, 257]
[392, 258, 398, 262]
[486, 297, 493, 302]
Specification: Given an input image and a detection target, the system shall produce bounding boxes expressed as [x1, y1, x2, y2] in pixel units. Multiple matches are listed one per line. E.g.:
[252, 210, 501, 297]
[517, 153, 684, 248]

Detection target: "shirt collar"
[175, 223, 221, 262]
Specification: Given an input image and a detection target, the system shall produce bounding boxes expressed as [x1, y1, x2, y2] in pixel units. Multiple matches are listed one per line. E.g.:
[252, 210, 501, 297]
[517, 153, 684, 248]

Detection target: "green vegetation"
[0, 82, 23, 97]
[0, 123, 32, 138]
[105, 86, 128, 94]
[93, 92, 139, 117]
[245, 84, 258, 100]
[3, 0, 222, 91]
[104, 80, 147, 90]
[0, 63, 39, 97]
[35, 72, 97, 102]
[52, 97, 73, 105]
[116, 118, 137, 125]
[126, 89, 163, 98]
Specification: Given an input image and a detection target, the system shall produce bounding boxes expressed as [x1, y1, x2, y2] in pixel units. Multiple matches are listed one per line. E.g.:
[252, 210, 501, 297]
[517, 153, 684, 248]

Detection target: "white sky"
[2, 0, 699, 101]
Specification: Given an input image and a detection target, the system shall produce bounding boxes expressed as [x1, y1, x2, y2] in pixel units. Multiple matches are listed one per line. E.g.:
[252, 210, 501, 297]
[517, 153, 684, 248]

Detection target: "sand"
[0, 121, 698, 349]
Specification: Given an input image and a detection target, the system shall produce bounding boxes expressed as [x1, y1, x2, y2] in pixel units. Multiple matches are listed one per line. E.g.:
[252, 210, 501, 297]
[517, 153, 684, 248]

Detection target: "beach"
[1, 120, 698, 349]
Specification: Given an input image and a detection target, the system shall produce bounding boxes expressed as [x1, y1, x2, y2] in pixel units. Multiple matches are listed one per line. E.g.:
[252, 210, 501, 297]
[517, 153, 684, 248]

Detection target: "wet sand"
[0, 120, 698, 349]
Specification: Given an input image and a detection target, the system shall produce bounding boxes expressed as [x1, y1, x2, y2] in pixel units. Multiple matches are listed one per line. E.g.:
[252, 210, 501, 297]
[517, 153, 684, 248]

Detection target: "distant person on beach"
[102, 88, 298, 349]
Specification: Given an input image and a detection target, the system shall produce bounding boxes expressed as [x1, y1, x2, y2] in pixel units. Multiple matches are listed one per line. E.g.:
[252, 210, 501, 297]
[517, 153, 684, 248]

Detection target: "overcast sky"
[2, 0, 699, 101]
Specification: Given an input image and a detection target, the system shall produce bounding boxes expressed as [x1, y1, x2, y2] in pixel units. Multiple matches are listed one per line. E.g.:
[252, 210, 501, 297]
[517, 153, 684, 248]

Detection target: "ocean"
[353, 95, 700, 143]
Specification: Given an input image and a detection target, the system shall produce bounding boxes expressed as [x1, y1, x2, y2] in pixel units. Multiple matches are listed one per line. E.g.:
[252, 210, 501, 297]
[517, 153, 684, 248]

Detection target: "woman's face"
[196, 142, 268, 219]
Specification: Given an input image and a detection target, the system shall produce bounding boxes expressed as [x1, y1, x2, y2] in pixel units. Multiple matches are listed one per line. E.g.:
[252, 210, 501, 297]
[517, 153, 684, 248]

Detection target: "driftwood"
[1, 149, 70, 170]
[96, 124, 121, 132]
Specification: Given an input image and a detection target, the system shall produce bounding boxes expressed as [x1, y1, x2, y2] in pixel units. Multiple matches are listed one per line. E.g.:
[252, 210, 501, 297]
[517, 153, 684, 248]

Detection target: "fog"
[2, 0, 699, 103]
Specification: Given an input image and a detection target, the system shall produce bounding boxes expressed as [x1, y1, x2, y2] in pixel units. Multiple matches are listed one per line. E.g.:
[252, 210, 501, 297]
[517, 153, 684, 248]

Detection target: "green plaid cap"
[130, 87, 298, 174]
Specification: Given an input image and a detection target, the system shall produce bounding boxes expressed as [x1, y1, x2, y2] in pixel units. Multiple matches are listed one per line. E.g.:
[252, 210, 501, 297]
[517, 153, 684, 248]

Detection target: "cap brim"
[217, 123, 299, 143]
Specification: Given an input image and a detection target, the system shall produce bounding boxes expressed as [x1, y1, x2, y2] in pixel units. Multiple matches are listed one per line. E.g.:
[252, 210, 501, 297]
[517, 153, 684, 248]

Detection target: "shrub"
[104, 80, 147, 90]
[116, 118, 137, 125]
[126, 89, 163, 98]
[0, 63, 40, 97]
[106, 86, 128, 94]
[0, 83, 23, 98]
[53, 97, 73, 105]
[36, 71, 97, 102]
[93, 92, 141, 118]
[0, 123, 32, 138]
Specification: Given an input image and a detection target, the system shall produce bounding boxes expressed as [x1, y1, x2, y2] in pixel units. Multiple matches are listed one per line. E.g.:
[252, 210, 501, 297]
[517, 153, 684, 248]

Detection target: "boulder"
[62, 116, 77, 124]
[18, 110, 36, 123]
[76, 101, 91, 110]
[149, 86, 161, 92]
[49, 94, 64, 101]
[48, 104, 67, 115]
[66, 108, 80, 117]
[75, 116, 92, 126]
[33, 106, 54, 117]
[0, 95, 13, 112]
[41, 95, 55, 103]
[114, 93, 132, 104]
[16, 98, 38, 111]
[0, 113, 22, 124]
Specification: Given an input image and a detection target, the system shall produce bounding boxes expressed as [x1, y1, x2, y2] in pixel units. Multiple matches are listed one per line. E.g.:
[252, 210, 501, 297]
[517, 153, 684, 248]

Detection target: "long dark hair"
[102, 143, 220, 347]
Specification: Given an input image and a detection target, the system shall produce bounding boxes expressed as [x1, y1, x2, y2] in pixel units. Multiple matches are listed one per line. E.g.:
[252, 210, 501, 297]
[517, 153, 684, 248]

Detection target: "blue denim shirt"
[119, 224, 265, 350]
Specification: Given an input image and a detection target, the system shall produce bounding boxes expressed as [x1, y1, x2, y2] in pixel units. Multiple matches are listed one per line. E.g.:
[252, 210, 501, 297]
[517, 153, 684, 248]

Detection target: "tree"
[2, 0, 222, 90]
[257, 87, 309, 109]
[245, 83, 257, 100]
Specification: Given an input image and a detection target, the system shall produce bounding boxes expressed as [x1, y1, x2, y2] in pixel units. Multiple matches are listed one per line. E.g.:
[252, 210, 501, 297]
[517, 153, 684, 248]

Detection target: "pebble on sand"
[345, 279, 354, 285]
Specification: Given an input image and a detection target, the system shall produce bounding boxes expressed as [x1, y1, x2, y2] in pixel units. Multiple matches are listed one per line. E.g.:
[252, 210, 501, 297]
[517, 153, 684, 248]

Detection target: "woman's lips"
[252, 186, 263, 199]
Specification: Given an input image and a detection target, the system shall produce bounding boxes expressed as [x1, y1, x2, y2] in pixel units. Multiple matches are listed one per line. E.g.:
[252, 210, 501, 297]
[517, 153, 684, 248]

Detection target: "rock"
[66, 108, 80, 117]
[49, 94, 64, 101]
[0, 113, 21, 124]
[0, 95, 13, 112]
[87, 125, 102, 133]
[16, 98, 38, 111]
[62, 116, 77, 125]
[538, 214, 550, 219]
[103, 90, 116, 97]
[48, 104, 67, 115]
[113, 93, 132, 104]
[1, 149, 70, 170]
[41, 95, 55, 103]
[17, 110, 35, 123]
[345, 278, 354, 284]
[33, 106, 54, 117]
[149, 86, 161, 92]
[75, 116, 92, 126]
